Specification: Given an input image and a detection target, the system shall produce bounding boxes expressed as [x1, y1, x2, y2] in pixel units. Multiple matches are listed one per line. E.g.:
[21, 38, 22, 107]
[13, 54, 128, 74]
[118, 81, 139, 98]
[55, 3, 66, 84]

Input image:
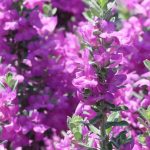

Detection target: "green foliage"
[90, 101, 131, 149]
[103, 101, 128, 111]
[88, 124, 100, 135]
[144, 59, 150, 71]
[89, 113, 103, 124]
[111, 131, 132, 149]
[138, 135, 146, 144]
[83, 88, 92, 98]
[0, 81, 5, 89]
[97, 67, 108, 82]
[78, 142, 97, 150]
[5, 72, 18, 90]
[108, 105, 128, 112]
[12, 0, 24, 12]
[98, 0, 108, 8]
[68, 116, 83, 141]
[67, 101, 130, 149]
[138, 117, 149, 129]
[6, 72, 13, 85]
[83, 10, 94, 22]
[83, 0, 116, 21]
[137, 107, 150, 146]
[132, 91, 143, 100]
[106, 112, 120, 135]
[43, 4, 57, 16]
[118, 6, 130, 19]
[107, 112, 120, 122]
[105, 121, 129, 129]
[139, 107, 150, 122]
[107, 142, 113, 150]
[138, 107, 150, 131]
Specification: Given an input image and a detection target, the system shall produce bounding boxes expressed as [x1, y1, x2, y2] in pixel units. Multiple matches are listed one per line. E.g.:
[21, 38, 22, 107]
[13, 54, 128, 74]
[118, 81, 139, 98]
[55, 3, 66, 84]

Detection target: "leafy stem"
[101, 114, 109, 150]
[100, 102, 109, 150]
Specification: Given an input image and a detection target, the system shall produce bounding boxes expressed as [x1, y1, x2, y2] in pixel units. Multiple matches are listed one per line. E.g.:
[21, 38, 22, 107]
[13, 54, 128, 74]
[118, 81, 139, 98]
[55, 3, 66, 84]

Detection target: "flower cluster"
[57, 0, 150, 150]
[0, 0, 83, 149]
[0, 0, 150, 150]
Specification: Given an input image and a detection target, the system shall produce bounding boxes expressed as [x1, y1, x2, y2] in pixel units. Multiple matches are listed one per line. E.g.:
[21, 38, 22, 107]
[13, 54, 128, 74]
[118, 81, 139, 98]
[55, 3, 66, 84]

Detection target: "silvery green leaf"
[144, 59, 150, 71]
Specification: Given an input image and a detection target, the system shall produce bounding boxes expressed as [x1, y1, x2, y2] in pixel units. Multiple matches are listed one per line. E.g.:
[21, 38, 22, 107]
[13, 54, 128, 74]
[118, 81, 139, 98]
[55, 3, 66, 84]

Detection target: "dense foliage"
[0, 0, 150, 149]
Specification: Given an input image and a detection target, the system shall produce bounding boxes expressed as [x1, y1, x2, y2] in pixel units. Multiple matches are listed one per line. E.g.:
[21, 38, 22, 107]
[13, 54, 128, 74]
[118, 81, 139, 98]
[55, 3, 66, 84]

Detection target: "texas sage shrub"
[0, 0, 150, 150]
